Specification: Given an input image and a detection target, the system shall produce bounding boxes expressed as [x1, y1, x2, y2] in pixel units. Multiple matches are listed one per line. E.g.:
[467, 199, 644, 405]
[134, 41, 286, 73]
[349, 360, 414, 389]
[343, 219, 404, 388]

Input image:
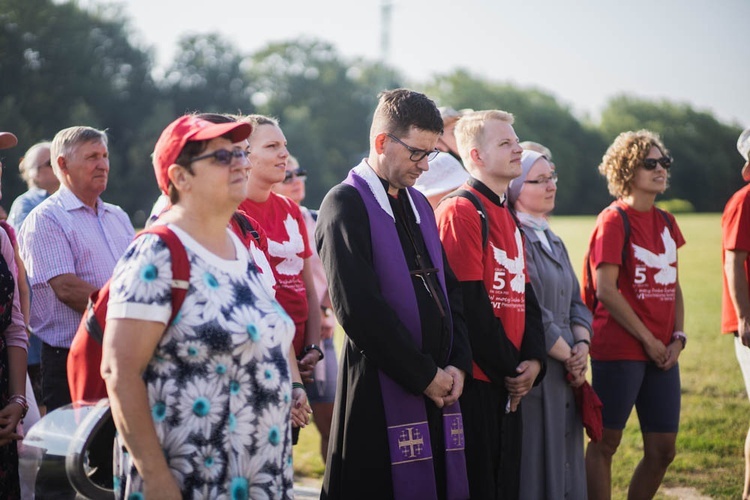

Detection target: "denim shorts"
[591, 359, 681, 433]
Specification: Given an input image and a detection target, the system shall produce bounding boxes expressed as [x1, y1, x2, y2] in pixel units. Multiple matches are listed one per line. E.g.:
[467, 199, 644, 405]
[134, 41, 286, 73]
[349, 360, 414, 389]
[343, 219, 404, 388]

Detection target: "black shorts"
[591, 359, 680, 433]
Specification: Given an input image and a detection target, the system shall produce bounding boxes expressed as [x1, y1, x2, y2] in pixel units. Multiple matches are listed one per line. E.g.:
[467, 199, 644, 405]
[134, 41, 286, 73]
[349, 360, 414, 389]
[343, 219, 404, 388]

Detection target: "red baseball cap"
[152, 115, 252, 194]
[0, 132, 18, 150]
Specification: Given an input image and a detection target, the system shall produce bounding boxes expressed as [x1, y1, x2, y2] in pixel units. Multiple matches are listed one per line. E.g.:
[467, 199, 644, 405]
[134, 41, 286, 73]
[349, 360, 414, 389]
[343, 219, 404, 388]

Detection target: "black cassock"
[315, 181, 472, 500]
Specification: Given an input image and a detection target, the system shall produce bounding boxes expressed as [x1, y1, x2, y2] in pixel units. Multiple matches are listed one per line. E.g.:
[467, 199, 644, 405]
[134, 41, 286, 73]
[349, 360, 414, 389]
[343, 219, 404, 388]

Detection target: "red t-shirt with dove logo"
[721, 184, 750, 334]
[239, 192, 312, 355]
[588, 200, 685, 361]
[436, 183, 527, 351]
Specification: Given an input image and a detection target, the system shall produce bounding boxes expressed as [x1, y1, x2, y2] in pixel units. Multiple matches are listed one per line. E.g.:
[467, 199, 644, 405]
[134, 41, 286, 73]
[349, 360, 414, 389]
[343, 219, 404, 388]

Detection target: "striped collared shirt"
[19, 186, 134, 347]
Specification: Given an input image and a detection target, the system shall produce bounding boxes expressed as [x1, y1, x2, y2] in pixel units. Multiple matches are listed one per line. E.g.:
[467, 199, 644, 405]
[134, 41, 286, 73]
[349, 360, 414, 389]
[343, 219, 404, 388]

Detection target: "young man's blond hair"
[455, 110, 515, 172]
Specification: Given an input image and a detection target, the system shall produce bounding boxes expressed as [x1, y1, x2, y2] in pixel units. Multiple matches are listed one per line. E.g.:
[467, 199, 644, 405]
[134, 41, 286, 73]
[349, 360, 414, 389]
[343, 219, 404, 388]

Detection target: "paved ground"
[295, 483, 715, 499]
[294, 485, 322, 498]
[294, 476, 322, 498]
[662, 487, 713, 499]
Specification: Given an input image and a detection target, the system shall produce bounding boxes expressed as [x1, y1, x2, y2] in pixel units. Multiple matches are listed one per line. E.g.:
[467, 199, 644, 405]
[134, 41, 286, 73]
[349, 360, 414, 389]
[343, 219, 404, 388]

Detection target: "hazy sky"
[115, 0, 748, 126]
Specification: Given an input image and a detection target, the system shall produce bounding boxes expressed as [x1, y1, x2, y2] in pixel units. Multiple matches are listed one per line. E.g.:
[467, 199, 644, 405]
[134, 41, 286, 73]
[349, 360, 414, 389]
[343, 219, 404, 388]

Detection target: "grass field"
[294, 212, 744, 499]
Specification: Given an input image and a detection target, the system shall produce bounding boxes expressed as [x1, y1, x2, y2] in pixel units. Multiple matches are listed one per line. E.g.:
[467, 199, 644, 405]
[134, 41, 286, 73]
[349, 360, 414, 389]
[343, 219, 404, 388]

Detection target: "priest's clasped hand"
[424, 368, 453, 408]
[441, 366, 466, 406]
[424, 366, 466, 408]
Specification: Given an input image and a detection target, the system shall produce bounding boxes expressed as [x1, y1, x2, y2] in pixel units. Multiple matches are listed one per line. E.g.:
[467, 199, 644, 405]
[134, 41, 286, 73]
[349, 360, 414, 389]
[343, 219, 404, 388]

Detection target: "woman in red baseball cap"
[102, 115, 306, 499]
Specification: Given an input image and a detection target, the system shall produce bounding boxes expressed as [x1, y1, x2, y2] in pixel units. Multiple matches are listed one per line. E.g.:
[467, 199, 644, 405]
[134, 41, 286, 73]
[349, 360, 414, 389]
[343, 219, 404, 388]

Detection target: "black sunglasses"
[283, 168, 307, 184]
[642, 156, 672, 170]
[386, 133, 440, 162]
[188, 148, 248, 166]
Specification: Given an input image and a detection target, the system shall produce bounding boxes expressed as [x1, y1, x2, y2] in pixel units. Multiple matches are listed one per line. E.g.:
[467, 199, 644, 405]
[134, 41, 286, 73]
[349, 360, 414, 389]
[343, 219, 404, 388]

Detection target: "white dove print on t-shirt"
[632, 227, 677, 285]
[249, 242, 277, 293]
[267, 214, 305, 276]
[491, 227, 525, 293]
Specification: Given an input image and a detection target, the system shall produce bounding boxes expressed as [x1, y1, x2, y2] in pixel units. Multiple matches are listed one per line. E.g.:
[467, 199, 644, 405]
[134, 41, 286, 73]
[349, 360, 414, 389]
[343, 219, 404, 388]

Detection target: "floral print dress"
[107, 225, 295, 499]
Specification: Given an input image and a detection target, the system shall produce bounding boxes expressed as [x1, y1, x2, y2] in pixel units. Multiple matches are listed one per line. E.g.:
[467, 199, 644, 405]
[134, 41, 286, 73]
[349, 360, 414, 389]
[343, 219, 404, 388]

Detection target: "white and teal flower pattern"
[256, 362, 282, 392]
[229, 304, 271, 364]
[191, 257, 235, 319]
[177, 339, 209, 364]
[251, 298, 294, 346]
[162, 424, 196, 487]
[111, 227, 294, 499]
[255, 405, 289, 464]
[225, 404, 256, 456]
[163, 292, 205, 343]
[177, 378, 227, 438]
[150, 351, 177, 378]
[128, 242, 172, 301]
[239, 454, 275, 500]
[194, 485, 224, 500]
[148, 378, 178, 426]
[207, 354, 234, 385]
[226, 364, 253, 409]
[197, 445, 225, 482]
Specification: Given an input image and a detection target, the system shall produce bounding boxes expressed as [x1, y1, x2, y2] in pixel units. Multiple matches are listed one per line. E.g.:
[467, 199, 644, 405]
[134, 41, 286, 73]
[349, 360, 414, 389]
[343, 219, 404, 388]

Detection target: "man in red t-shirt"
[722, 127, 750, 499]
[436, 109, 546, 500]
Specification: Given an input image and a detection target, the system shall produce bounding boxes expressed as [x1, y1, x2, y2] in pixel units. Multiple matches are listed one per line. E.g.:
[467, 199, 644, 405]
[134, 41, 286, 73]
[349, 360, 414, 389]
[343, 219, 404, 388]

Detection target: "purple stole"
[344, 169, 469, 500]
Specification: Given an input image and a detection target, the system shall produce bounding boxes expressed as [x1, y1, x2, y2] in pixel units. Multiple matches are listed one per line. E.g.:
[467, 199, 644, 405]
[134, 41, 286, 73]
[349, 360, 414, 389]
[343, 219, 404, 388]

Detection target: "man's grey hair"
[50, 126, 108, 178]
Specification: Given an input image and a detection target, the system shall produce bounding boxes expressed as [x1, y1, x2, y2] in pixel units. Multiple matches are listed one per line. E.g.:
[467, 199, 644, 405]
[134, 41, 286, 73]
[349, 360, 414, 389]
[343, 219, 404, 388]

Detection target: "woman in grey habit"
[508, 148, 593, 499]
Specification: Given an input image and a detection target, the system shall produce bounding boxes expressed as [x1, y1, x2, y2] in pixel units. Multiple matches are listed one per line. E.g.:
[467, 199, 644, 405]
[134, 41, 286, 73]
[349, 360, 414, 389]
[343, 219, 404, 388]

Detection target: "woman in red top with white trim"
[585, 130, 686, 500]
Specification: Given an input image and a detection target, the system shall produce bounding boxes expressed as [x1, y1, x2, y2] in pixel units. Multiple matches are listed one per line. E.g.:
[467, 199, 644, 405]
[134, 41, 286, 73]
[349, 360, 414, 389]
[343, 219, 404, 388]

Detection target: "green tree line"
[1, 0, 744, 224]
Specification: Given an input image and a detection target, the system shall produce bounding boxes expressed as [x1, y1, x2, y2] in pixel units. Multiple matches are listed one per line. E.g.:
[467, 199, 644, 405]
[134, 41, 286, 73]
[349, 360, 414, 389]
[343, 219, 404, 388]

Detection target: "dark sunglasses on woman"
[283, 168, 307, 184]
[188, 148, 249, 166]
[642, 156, 672, 170]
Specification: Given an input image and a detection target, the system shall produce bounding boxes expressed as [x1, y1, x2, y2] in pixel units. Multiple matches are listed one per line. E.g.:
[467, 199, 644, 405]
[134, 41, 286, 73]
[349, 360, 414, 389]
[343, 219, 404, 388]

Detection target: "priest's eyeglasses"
[386, 133, 440, 162]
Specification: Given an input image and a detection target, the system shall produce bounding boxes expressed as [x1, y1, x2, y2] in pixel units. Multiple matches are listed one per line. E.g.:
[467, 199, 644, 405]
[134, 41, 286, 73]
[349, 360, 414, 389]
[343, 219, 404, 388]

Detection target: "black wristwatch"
[303, 344, 324, 361]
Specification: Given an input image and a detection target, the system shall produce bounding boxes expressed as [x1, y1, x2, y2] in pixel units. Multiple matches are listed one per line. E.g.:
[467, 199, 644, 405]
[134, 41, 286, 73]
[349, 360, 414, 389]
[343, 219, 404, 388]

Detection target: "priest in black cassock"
[315, 89, 472, 500]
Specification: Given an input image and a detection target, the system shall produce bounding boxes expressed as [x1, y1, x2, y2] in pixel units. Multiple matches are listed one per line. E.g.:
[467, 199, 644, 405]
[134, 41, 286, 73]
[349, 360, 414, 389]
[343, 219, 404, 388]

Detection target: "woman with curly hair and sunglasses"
[584, 130, 686, 500]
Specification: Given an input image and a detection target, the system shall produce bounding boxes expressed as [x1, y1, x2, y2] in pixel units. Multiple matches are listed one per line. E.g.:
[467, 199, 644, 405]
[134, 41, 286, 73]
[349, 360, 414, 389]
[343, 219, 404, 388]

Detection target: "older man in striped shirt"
[19, 126, 134, 411]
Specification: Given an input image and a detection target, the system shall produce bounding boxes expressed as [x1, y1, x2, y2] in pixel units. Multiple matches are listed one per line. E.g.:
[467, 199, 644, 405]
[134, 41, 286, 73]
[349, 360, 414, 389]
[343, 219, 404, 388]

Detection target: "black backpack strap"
[231, 211, 261, 246]
[440, 188, 489, 248]
[656, 207, 673, 234]
[609, 206, 630, 266]
[585, 205, 630, 312]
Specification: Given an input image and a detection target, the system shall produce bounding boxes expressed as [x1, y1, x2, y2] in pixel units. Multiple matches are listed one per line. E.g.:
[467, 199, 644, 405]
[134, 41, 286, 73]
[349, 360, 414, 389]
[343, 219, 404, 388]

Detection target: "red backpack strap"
[138, 225, 190, 325]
